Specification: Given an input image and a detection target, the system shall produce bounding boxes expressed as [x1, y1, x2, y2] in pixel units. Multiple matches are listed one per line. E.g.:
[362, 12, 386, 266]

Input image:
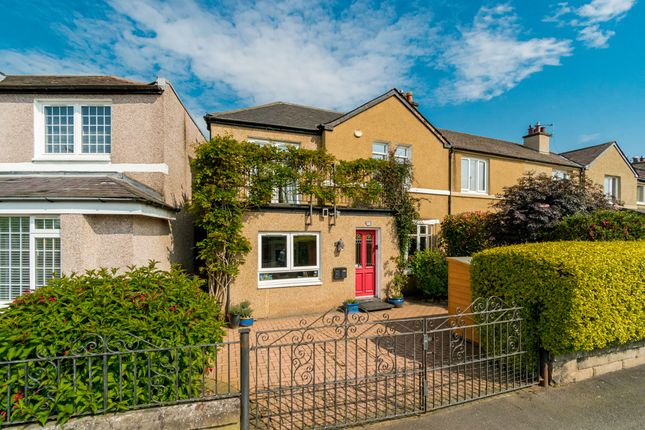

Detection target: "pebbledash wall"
[231, 209, 398, 319]
[550, 340, 645, 385]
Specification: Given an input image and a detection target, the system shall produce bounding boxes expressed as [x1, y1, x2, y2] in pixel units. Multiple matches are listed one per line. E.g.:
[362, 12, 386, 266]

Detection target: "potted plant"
[386, 271, 406, 308]
[228, 303, 243, 328]
[238, 301, 254, 327]
[343, 298, 360, 314]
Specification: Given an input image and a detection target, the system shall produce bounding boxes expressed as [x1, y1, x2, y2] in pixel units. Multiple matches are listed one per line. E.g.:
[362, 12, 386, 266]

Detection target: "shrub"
[409, 249, 448, 298]
[0, 264, 225, 425]
[550, 210, 645, 241]
[471, 241, 645, 357]
[439, 212, 494, 256]
[491, 172, 610, 244]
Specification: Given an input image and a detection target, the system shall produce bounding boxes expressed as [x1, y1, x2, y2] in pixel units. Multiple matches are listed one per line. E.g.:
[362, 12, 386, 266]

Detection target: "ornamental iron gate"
[250, 297, 538, 429]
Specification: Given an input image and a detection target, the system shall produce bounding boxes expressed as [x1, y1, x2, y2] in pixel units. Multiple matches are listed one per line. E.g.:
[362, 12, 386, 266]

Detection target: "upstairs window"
[248, 138, 301, 204]
[461, 157, 488, 193]
[372, 142, 389, 160]
[35, 101, 112, 159]
[604, 176, 620, 201]
[394, 145, 411, 163]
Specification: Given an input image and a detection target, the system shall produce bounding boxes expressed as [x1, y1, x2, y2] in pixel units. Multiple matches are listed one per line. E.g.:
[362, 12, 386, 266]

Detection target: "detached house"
[0, 74, 204, 306]
[206, 89, 584, 318]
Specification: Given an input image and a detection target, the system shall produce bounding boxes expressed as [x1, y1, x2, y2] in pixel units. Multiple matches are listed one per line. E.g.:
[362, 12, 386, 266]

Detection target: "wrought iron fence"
[249, 297, 538, 429]
[0, 332, 243, 427]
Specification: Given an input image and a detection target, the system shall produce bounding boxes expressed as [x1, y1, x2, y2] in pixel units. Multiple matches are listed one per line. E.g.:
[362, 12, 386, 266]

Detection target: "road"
[362, 365, 644, 430]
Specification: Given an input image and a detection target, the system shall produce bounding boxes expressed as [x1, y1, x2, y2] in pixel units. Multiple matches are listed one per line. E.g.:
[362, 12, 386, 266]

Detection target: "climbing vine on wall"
[190, 135, 418, 311]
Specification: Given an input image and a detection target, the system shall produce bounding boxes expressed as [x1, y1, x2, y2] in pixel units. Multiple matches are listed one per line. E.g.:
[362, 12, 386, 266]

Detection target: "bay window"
[461, 157, 488, 193]
[258, 232, 320, 287]
[0, 217, 61, 304]
[35, 101, 112, 159]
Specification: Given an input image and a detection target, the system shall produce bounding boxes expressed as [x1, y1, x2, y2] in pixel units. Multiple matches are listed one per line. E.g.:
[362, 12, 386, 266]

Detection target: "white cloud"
[544, 0, 635, 48]
[578, 132, 601, 143]
[436, 5, 572, 103]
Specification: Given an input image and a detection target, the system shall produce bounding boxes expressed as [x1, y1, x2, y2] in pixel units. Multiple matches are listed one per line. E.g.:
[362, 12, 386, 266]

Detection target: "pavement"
[361, 365, 645, 430]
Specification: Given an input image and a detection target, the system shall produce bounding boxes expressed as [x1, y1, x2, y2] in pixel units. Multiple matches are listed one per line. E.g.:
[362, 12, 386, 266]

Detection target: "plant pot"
[229, 314, 240, 329]
[387, 298, 404, 308]
[239, 317, 254, 327]
[344, 303, 359, 314]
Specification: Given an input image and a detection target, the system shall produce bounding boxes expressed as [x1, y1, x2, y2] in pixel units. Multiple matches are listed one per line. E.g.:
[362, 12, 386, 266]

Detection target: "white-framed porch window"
[34, 100, 112, 161]
[258, 232, 320, 288]
[0, 216, 61, 304]
[407, 220, 439, 257]
[248, 138, 301, 204]
[461, 157, 488, 194]
[604, 176, 620, 201]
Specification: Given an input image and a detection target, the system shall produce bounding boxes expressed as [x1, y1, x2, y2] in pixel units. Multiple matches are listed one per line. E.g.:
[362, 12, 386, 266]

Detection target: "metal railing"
[0, 331, 251, 428]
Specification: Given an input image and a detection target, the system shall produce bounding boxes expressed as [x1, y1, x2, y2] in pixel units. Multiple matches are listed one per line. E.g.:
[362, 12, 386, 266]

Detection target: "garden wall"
[550, 340, 645, 384]
[18, 397, 239, 430]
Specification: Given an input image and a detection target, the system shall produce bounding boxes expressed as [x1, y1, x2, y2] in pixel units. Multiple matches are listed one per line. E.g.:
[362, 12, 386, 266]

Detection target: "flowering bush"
[550, 210, 645, 241]
[0, 263, 224, 425]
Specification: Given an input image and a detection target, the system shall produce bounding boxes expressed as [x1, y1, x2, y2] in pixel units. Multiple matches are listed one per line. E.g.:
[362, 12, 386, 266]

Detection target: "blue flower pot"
[345, 303, 359, 314]
[239, 317, 254, 327]
[387, 298, 404, 308]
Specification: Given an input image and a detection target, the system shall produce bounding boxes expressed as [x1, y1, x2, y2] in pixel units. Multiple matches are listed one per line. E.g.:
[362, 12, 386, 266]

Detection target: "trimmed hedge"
[439, 212, 494, 256]
[471, 241, 645, 356]
[408, 250, 448, 298]
[0, 264, 225, 425]
[550, 210, 645, 241]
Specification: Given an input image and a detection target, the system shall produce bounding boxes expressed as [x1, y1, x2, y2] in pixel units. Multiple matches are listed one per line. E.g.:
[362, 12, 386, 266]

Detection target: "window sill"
[33, 155, 111, 162]
[258, 280, 322, 289]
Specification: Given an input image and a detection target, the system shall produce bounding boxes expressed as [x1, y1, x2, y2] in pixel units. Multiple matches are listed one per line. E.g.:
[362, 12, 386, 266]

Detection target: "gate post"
[239, 328, 251, 430]
[539, 347, 550, 387]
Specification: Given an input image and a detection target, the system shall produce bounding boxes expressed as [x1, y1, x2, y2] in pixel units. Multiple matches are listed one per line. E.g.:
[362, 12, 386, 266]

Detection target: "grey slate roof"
[438, 129, 580, 168]
[560, 142, 614, 166]
[0, 175, 173, 209]
[0, 75, 163, 94]
[206, 102, 343, 132]
[635, 167, 645, 181]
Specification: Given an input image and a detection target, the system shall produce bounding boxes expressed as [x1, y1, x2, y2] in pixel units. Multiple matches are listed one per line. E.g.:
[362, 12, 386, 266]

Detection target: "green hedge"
[439, 212, 494, 256]
[471, 241, 645, 356]
[550, 210, 645, 241]
[408, 249, 448, 298]
[0, 264, 225, 425]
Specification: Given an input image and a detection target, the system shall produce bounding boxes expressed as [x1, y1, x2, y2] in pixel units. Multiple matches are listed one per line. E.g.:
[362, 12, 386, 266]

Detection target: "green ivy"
[190, 136, 418, 308]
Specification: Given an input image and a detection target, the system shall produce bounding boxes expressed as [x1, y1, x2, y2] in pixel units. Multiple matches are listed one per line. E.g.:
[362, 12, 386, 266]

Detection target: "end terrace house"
[205, 89, 581, 318]
[0, 73, 204, 306]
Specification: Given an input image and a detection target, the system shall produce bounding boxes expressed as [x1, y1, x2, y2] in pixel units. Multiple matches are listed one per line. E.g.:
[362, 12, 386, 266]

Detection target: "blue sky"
[1, 0, 643, 157]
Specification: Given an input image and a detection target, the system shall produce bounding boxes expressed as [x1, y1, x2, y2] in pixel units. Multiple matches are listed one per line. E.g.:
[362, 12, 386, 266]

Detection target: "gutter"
[205, 118, 322, 136]
[0, 85, 164, 95]
[0, 196, 178, 212]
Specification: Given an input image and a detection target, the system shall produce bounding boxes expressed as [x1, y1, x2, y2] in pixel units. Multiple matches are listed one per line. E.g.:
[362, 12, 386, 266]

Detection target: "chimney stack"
[632, 156, 645, 168]
[400, 90, 419, 108]
[523, 121, 551, 154]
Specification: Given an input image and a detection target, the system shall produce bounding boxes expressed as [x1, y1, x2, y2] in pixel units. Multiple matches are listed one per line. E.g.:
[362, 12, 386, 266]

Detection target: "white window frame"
[552, 170, 570, 180]
[637, 185, 644, 204]
[604, 175, 620, 201]
[461, 156, 488, 194]
[0, 216, 61, 306]
[407, 220, 439, 258]
[34, 99, 112, 161]
[394, 145, 412, 163]
[372, 142, 389, 160]
[257, 232, 321, 288]
[248, 138, 301, 204]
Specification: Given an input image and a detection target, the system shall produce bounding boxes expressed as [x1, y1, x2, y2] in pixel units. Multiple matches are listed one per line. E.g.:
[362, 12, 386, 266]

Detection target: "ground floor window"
[0, 216, 61, 303]
[407, 220, 438, 257]
[258, 232, 320, 287]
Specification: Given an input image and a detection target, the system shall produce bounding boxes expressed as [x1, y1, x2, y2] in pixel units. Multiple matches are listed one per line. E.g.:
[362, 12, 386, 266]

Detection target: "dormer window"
[34, 100, 112, 160]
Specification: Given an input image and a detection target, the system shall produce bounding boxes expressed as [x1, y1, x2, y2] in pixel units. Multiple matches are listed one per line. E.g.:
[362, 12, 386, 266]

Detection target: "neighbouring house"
[0, 73, 204, 306]
[560, 142, 641, 209]
[630, 156, 645, 212]
[205, 89, 586, 318]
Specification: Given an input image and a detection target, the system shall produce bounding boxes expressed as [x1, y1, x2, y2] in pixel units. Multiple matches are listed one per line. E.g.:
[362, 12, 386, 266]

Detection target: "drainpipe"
[448, 148, 453, 215]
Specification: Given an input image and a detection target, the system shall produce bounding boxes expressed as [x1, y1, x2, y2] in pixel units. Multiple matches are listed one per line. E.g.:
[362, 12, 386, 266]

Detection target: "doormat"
[358, 299, 394, 312]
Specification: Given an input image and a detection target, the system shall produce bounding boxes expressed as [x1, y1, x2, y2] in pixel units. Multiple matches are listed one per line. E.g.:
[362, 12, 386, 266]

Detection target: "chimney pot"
[634, 157, 640, 163]
[523, 121, 551, 154]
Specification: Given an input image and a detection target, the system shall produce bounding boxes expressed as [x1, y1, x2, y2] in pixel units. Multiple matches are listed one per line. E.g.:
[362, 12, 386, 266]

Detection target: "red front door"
[355, 229, 376, 297]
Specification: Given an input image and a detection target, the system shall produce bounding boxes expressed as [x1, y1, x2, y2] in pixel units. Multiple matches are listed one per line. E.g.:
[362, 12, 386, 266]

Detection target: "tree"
[491, 172, 611, 244]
